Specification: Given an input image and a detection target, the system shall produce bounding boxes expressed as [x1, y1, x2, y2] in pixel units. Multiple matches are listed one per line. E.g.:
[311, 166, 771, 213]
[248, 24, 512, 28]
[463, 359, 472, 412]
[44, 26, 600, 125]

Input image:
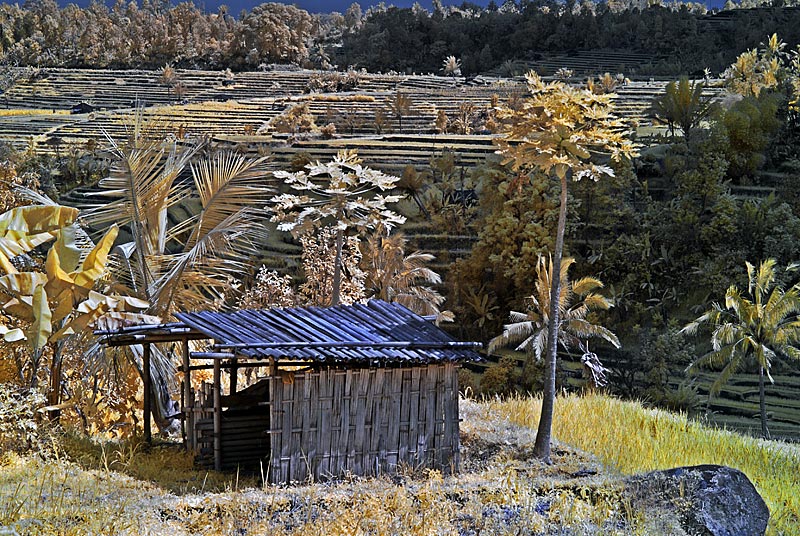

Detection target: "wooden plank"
[442, 364, 455, 471]
[424, 365, 438, 467]
[387, 368, 402, 470]
[318, 369, 331, 479]
[270, 376, 283, 484]
[369, 368, 385, 476]
[439, 364, 448, 465]
[353, 368, 370, 477]
[398, 368, 411, 464]
[327, 370, 338, 477]
[291, 374, 305, 482]
[342, 369, 354, 471]
[301, 370, 314, 482]
[213, 359, 222, 471]
[409, 366, 422, 466]
[282, 378, 294, 483]
[342, 369, 361, 468]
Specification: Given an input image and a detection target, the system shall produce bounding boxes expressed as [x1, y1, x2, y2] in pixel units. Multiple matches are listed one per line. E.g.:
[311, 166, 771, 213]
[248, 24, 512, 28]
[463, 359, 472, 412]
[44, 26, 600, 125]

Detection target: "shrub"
[305, 70, 362, 93]
[0, 384, 52, 456]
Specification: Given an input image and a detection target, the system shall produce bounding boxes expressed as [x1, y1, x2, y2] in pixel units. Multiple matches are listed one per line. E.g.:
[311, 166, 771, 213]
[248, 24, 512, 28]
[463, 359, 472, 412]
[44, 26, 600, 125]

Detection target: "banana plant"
[0, 205, 156, 412]
[0, 205, 79, 274]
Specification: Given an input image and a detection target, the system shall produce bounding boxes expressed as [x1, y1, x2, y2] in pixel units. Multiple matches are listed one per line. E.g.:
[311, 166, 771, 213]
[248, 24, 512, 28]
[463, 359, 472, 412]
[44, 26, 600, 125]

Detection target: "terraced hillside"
[3, 66, 798, 443]
[2, 66, 723, 153]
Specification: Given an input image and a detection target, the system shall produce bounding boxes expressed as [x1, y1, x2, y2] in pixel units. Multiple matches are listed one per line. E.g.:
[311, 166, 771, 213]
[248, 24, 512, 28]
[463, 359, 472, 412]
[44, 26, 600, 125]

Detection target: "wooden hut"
[97, 300, 481, 484]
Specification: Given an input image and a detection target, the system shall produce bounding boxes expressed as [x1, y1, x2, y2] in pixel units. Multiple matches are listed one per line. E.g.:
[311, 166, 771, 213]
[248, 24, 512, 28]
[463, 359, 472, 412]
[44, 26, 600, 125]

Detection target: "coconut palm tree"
[361, 228, 452, 323]
[488, 255, 619, 370]
[387, 92, 413, 133]
[650, 77, 714, 139]
[84, 115, 274, 429]
[494, 71, 636, 462]
[682, 259, 800, 439]
[442, 55, 462, 78]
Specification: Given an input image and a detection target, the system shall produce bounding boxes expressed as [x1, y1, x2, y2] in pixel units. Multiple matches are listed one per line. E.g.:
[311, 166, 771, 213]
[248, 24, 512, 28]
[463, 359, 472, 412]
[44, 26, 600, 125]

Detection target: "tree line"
[2, 0, 800, 76]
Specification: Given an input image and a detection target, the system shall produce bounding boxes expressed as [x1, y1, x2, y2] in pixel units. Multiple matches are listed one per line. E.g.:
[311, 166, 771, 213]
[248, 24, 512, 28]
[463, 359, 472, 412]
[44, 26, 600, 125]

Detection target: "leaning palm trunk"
[759, 366, 769, 439]
[85, 117, 274, 434]
[534, 174, 568, 462]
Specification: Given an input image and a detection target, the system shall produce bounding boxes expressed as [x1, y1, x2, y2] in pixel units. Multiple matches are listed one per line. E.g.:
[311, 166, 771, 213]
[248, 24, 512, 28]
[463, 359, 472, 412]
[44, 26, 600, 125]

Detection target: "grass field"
[1, 394, 797, 535]
[491, 393, 800, 535]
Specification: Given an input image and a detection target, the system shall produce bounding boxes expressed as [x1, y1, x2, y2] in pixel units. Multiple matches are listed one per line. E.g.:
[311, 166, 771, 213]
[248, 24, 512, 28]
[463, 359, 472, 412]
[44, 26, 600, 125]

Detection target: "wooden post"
[213, 358, 222, 471]
[182, 339, 192, 451]
[143, 343, 151, 444]
[230, 358, 238, 395]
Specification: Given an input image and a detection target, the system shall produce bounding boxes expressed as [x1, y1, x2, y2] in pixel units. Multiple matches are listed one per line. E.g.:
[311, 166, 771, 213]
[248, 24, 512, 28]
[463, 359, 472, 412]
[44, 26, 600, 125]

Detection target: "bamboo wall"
[268, 363, 460, 484]
[191, 363, 461, 481]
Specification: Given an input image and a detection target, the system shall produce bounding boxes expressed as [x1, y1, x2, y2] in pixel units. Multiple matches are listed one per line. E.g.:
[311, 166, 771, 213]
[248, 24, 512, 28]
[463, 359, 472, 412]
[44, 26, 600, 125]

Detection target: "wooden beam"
[229, 359, 238, 395]
[213, 359, 222, 472]
[188, 361, 314, 371]
[213, 341, 483, 350]
[182, 339, 192, 451]
[101, 332, 209, 347]
[143, 343, 151, 444]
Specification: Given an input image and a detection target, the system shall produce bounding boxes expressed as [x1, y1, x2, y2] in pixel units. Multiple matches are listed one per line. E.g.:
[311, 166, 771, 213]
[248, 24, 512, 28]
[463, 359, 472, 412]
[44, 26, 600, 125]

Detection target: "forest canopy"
[1, 0, 799, 75]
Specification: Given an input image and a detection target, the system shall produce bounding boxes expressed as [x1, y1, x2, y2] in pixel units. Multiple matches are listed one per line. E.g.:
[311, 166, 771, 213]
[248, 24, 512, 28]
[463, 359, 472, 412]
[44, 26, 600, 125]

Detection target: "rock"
[625, 464, 769, 536]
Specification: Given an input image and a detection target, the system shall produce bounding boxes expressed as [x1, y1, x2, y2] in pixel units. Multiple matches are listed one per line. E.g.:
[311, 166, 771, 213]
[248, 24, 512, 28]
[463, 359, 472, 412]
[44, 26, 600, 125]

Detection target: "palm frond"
[571, 276, 604, 296]
[182, 152, 273, 250]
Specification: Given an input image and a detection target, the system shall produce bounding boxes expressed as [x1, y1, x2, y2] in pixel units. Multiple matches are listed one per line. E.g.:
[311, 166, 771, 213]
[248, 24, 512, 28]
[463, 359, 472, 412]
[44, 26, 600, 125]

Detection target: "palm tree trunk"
[48, 341, 64, 422]
[331, 228, 344, 306]
[413, 192, 431, 220]
[759, 366, 770, 439]
[533, 173, 568, 463]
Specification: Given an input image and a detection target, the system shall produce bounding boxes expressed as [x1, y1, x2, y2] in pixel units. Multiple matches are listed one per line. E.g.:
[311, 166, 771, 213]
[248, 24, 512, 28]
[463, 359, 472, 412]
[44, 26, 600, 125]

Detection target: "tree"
[488, 256, 619, 388]
[650, 76, 714, 139]
[84, 116, 273, 429]
[723, 34, 785, 98]
[682, 259, 800, 439]
[0, 205, 154, 415]
[387, 92, 414, 133]
[442, 54, 462, 78]
[361, 228, 452, 322]
[271, 149, 405, 306]
[239, 227, 365, 309]
[494, 71, 636, 462]
[159, 64, 177, 102]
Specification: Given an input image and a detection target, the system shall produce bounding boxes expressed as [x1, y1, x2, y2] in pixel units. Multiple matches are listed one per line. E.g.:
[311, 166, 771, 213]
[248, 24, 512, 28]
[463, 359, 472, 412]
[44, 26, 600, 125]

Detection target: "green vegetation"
[683, 259, 800, 439]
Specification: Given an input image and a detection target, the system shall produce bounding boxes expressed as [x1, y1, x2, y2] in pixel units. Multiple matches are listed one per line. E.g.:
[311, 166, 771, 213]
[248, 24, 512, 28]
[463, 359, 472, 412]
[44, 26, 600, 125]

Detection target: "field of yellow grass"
[0, 394, 797, 535]
[0, 109, 70, 116]
[490, 393, 800, 535]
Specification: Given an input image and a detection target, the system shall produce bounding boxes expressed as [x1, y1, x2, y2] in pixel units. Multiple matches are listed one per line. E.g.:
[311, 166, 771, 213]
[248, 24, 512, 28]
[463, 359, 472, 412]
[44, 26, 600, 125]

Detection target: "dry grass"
[489, 393, 800, 536]
[0, 109, 70, 116]
[1, 394, 796, 535]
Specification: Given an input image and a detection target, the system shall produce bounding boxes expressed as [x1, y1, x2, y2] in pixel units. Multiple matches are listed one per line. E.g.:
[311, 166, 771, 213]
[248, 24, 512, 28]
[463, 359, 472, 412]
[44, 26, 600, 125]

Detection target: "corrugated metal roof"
[174, 299, 482, 365]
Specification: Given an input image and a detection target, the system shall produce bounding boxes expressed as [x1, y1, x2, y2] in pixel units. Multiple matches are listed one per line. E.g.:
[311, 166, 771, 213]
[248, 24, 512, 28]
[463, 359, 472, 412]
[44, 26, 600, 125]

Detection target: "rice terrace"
[1, 0, 800, 534]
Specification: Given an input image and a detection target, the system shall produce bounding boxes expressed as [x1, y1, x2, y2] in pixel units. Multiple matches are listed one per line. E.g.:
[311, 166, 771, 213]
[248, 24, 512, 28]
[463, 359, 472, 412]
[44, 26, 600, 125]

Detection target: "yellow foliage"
[491, 393, 800, 536]
[495, 71, 637, 183]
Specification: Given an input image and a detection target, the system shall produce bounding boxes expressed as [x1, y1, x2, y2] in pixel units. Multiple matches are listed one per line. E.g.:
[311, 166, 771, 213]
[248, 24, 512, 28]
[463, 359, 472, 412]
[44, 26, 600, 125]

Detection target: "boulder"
[626, 464, 769, 536]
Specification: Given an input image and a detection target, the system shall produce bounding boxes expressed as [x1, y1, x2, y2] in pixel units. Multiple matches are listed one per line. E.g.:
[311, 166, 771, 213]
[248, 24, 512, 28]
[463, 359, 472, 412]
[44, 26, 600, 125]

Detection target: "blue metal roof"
[174, 299, 482, 365]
